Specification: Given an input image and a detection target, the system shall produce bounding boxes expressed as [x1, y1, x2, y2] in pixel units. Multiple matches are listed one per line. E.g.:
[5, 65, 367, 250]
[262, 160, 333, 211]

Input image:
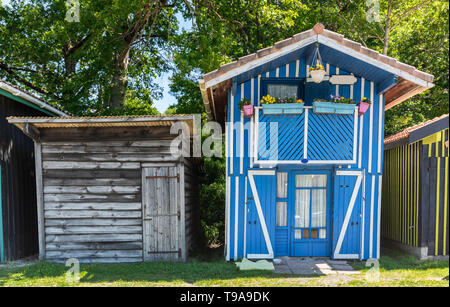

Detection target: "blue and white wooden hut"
[198, 24, 434, 261]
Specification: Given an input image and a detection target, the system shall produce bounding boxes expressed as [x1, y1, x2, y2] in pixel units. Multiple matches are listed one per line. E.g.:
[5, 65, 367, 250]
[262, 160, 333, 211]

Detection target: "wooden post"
[179, 160, 186, 261]
[34, 142, 45, 260]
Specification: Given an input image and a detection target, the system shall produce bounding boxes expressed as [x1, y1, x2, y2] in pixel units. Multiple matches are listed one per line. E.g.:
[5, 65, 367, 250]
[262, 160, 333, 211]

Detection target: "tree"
[0, 0, 177, 114]
[168, 0, 318, 114]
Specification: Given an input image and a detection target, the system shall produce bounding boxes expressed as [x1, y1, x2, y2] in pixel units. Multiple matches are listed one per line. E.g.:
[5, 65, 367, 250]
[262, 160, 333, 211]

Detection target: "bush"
[199, 148, 226, 246]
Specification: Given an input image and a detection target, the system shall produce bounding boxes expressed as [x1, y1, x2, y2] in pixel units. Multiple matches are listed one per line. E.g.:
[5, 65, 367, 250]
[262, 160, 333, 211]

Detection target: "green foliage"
[0, 0, 176, 115]
[237, 98, 251, 110]
[199, 148, 226, 246]
[385, 0, 449, 135]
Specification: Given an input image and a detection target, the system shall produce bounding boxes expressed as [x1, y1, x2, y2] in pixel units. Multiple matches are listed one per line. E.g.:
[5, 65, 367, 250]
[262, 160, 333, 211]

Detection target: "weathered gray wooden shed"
[7, 115, 200, 263]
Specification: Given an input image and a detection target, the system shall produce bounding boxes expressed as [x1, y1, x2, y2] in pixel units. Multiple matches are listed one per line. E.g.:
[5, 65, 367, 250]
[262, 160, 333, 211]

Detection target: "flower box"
[243, 104, 254, 118]
[262, 103, 305, 115]
[358, 101, 370, 116]
[312, 101, 356, 115]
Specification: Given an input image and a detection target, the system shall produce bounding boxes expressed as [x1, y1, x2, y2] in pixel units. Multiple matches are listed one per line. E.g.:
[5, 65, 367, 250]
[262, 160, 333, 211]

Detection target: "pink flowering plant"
[329, 94, 355, 104]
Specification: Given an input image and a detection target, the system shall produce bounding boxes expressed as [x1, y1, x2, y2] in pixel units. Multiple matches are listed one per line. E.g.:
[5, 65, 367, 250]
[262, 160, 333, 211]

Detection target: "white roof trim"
[0, 81, 69, 117]
[317, 35, 433, 89]
[201, 34, 434, 90]
[203, 36, 317, 88]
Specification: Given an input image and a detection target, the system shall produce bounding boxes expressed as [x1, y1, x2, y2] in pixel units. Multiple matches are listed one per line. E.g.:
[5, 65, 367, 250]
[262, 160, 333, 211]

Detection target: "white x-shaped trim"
[334, 170, 363, 259]
[247, 170, 275, 259]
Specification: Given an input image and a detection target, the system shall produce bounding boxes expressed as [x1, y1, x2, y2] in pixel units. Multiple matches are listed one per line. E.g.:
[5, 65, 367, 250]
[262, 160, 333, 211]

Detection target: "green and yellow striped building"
[382, 114, 448, 257]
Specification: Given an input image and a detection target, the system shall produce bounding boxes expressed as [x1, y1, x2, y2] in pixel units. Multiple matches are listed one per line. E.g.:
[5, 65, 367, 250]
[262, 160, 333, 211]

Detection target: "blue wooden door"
[289, 171, 332, 257]
[331, 171, 363, 259]
[245, 170, 276, 259]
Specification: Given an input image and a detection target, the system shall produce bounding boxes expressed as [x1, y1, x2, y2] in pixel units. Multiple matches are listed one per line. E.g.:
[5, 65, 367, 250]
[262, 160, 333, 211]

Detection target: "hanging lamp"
[310, 43, 326, 83]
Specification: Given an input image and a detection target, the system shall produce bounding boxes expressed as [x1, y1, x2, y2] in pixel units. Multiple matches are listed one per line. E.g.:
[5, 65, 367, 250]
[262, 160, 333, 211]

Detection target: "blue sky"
[154, 14, 192, 113]
[1, 0, 192, 113]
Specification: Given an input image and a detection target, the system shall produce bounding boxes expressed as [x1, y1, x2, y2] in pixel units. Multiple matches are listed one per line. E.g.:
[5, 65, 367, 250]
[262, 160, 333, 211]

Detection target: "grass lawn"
[0, 248, 448, 287]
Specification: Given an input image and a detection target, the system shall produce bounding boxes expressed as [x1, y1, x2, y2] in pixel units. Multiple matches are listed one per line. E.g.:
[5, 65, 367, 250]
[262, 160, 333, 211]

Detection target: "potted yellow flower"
[310, 64, 326, 83]
[261, 95, 304, 115]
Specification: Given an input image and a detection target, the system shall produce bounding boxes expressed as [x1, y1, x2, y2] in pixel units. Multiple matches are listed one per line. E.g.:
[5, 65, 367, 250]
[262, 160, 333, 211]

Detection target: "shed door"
[142, 166, 180, 261]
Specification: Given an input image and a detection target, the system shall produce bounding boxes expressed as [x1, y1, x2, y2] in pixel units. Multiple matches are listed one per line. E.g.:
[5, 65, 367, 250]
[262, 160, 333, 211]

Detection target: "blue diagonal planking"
[308, 112, 354, 161]
[258, 112, 305, 161]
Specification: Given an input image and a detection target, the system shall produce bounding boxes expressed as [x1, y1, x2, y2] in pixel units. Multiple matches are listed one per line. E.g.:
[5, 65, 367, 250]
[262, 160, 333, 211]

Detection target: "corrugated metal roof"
[384, 114, 449, 149]
[7, 114, 193, 128]
[0, 80, 71, 116]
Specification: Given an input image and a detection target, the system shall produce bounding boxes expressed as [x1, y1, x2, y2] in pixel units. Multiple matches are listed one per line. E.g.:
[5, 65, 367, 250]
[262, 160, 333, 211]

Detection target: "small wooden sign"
[329, 75, 357, 85]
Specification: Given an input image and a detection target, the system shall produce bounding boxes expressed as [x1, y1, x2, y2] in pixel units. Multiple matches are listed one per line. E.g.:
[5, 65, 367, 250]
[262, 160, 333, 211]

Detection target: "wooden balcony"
[254, 106, 358, 165]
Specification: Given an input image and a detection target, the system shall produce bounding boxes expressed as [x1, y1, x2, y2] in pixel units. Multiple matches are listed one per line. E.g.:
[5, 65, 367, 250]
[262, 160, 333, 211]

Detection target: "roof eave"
[0, 81, 70, 117]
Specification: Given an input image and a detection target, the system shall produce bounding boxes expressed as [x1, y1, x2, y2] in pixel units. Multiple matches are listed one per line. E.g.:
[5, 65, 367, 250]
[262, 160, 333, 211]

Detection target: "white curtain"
[295, 190, 310, 229]
[311, 190, 326, 228]
[267, 84, 298, 99]
[276, 202, 288, 227]
[296, 175, 327, 188]
[277, 172, 288, 198]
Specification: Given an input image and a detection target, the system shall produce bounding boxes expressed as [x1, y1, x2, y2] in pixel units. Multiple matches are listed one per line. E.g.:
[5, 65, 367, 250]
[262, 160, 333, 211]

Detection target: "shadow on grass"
[0, 247, 309, 286]
[349, 247, 449, 272]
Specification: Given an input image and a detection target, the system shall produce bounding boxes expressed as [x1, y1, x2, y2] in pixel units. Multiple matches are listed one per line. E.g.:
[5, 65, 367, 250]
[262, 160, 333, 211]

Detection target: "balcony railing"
[254, 106, 358, 165]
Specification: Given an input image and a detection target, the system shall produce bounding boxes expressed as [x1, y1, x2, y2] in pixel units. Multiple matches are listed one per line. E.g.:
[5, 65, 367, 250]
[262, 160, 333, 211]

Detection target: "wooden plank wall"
[420, 128, 449, 256]
[381, 142, 420, 247]
[382, 128, 449, 256]
[39, 137, 181, 263]
[1, 95, 43, 262]
[183, 158, 200, 259]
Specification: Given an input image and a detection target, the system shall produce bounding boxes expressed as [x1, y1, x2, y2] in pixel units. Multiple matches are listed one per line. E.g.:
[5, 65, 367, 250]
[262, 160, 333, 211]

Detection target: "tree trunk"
[109, 47, 130, 110]
[62, 43, 77, 104]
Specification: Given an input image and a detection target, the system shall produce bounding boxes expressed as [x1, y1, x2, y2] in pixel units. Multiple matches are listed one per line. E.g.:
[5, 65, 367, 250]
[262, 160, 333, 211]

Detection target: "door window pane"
[277, 172, 288, 198]
[302, 229, 310, 239]
[267, 84, 298, 99]
[311, 229, 319, 239]
[311, 190, 327, 228]
[276, 202, 287, 227]
[295, 190, 310, 228]
[295, 229, 310, 240]
[319, 229, 326, 239]
[295, 175, 327, 187]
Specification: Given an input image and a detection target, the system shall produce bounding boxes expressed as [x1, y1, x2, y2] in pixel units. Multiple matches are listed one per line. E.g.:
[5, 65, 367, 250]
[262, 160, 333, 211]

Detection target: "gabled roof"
[384, 114, 449, 150]
[0, 80, 70, 117]
[199, 23, 435, 124]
